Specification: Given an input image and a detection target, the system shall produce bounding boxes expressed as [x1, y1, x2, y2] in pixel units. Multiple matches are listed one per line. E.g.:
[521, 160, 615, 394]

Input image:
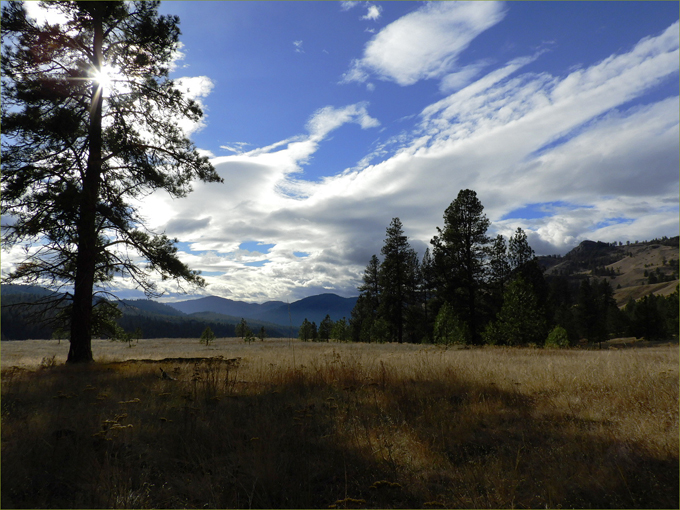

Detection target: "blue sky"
[6, 1, 679, 303]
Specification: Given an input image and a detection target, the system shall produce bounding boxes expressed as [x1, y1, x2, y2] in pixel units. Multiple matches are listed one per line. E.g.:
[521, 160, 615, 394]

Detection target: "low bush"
[545, 325, 570, 348]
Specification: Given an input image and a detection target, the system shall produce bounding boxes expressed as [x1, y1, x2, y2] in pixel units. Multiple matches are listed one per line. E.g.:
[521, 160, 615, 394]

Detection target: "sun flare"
[92, 63, 120, 89]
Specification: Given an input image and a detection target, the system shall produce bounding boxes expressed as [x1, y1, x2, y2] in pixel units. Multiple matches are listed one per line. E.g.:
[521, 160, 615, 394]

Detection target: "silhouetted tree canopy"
[1, 1, 222, 362]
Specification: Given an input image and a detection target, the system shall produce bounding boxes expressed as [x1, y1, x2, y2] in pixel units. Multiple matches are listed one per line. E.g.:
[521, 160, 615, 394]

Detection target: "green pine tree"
[319, 314, 334, 342]
[200, 326, 216, 346]
[1, 2, 222, 363]
[298, 318, 313, 342]
[431, 190, 490, 344]
[483, 276, 547, 346]
[379, 218, 420, 343]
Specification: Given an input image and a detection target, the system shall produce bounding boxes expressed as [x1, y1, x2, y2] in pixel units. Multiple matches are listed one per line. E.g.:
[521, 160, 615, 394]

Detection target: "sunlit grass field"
[2, 338, 678, 508]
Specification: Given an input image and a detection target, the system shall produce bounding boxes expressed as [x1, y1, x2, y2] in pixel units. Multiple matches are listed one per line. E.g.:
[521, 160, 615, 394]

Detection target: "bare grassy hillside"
[607, 244, 679, 303]
[543, 239, 679, 306]
[2, 339, 677, 508]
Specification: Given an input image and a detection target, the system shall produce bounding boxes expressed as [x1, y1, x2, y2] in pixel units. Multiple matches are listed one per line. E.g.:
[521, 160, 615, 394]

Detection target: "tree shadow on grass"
[1, 360, 678, 509]
[2, 362, 415, 509]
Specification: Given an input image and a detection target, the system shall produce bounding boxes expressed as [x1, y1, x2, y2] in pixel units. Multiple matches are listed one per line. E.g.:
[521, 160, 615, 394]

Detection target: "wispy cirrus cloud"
[340, 1, 359, 12]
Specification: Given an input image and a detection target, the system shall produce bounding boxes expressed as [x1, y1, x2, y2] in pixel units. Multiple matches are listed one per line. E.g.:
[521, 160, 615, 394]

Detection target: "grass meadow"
[1, 338, 678, 509]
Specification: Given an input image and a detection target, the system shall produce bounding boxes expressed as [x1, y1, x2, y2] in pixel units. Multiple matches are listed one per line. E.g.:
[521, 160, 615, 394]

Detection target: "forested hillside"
[539, 236, 679, 303]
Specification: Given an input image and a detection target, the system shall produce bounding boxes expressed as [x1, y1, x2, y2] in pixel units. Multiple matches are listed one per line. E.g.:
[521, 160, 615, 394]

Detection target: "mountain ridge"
[538, 236, 679, 305]
[167, 293, 358, 328]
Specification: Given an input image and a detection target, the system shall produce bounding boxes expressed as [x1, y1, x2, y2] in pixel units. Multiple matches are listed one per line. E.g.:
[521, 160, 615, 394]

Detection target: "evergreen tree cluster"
[298, 315, 349, 342]
[346, 189, 679, 346]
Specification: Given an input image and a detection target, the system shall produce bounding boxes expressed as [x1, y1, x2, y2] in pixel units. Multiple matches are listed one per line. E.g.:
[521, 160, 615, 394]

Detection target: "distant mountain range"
[166, 293, 358, 328]
[0, 286, 357, 340]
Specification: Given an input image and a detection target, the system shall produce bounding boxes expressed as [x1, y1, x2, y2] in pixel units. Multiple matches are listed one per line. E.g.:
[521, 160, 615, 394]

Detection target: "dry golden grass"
[1, 339, 678, 508]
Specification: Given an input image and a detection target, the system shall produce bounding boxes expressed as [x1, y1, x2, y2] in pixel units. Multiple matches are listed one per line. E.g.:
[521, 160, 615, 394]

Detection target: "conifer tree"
[483, 276, 547, 346]
[489, 235, 511, 290]
[379, 218, 419, 343]
[319, 314, 333, 342]
[1, 2, 222, 363]
[508, 227, 535, 270]
[298, 318, 313, 342]
[200, 326, 216, 346]
[350, 255, 381, 342]
[331, 317, 349, 342]
[419, 247, 437, 343]
[487, 234, 511, 317]
[359, 254, 381, 316]
[402, 248, 425, 343]
[431, 190, 490, 343]
[236, 318, 250, 339]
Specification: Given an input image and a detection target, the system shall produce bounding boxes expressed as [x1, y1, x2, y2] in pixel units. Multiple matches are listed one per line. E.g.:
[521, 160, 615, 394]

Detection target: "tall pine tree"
[1, 2, 222, 362]
[431, 190, 490, 343]
[379, 218, 419, 343]
[508, 227, 535, 271]
[487, 234, 511, 317]
[419, 247, 437, 344]
[350, 254, 381, 342]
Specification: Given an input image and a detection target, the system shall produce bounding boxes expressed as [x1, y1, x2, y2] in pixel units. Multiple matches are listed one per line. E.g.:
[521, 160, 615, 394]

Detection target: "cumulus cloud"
[361, 5, 382, 21]
[341, 2, 506, 86]
[170, 76, 214, 135]
[174, 76, 214, 99]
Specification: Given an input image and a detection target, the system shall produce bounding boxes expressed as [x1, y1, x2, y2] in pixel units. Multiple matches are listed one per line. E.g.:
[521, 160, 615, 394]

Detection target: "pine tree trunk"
[68, 9, 104, 364]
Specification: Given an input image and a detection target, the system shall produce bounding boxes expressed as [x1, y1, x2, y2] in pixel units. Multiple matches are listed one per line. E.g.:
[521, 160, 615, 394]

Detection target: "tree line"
[298, 316, 350, 342]
[342, 189, 678, 346]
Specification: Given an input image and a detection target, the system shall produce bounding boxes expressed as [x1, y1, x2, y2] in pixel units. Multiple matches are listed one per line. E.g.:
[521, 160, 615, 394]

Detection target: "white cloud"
[342, 2, 506, 86]
[172, 20, 676, 302]
[8, 16, 676, 304]
[439, 61, 491, 93]
[169, 42, 188, 72]
[22, 2, 70, 26]
[293, 40, 304, 53]
[174, 76, 214, 100]
[361, 5, 382, 21]
[220, 142, 251, 155]
[306, 103, 380, 139]
[340, 1, 360, 12]
[172, 76, 215, 135]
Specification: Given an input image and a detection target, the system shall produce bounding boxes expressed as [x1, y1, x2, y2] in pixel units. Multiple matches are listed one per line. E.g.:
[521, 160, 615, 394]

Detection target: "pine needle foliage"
[1, 1, 222, 362]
